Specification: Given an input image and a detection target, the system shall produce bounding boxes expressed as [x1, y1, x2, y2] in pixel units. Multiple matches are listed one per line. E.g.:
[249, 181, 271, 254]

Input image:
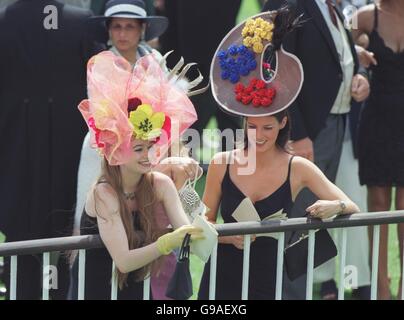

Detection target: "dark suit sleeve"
[262, 0, 309, 141]
[81, 9, 107, 65]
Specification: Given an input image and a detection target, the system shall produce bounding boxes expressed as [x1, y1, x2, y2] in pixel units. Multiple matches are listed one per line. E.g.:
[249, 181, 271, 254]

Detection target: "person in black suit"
[0, 0, 104, 299]
[263, 0, 370, 299]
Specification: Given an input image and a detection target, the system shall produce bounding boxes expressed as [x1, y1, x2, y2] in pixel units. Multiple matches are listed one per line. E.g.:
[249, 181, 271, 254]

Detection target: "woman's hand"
[220, 235, 256, 250]
[157, 225, 204, 255]
[306, 200, 343, 219]
[351, 74, 370, 102]
[355, 45, 377, 68]
[157, 156, 203, 189]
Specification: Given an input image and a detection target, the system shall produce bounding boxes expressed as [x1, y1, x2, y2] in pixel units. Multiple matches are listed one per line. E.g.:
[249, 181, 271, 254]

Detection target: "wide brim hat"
[78, 51, 206, 166]
[210, 11, 304, 117]
[91, 0, 169, 41]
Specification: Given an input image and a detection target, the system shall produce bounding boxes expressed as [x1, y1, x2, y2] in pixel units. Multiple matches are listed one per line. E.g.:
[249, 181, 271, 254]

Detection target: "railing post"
[78, 249, 86, 300]
[306, 230, 315, 300]
[42, 252, 50, 300]
[401, 238, 404, 300]
[10, 255, 17, 300]
[208, 240, 218, 300]
[338, 228, 347, 300]
[371, 225, 380, 300]
[275, 232, 285, 300]
[143, 277, 150, 300]
[241, 235, 251, 300]
[111, 262, 118, 300]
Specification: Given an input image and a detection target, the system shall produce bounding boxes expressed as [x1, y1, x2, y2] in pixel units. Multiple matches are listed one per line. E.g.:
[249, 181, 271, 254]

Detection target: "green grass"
[237, 0, 261, 23]
[388, 223, 402, 299]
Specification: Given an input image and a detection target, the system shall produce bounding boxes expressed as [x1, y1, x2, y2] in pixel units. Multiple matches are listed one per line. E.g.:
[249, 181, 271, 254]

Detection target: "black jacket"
[263, 0, 360, 141]
[0, 0, 103, 240]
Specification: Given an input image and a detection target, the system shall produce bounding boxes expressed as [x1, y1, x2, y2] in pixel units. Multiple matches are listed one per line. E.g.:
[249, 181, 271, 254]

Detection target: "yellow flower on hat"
[252, 35, 261, 44]
[255, 17, 264, 25]
[255, 27, 263, 36]
[241, 17, 274, 53]
[262, 31, 273, 41]
[129, 104, 165, 140]
[253, 42, 264, 54]
[245, 19, 254, 28]
[243, 36, 253, 47]
[242, 27, 249, 37]
[266, 22, 274, 31]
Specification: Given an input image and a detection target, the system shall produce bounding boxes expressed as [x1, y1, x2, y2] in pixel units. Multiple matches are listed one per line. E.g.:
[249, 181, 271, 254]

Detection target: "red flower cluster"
[234, 78, 276, 107]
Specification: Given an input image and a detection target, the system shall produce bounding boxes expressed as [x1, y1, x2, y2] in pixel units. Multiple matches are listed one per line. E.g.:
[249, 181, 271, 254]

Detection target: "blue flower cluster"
[218, 44, 257, 84]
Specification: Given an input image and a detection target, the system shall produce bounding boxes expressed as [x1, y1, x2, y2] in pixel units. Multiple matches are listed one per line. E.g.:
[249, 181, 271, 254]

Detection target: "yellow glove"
[157, 225, 204, 255]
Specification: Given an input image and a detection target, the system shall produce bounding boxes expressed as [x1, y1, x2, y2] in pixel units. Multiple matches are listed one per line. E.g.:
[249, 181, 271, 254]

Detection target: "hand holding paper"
[190, 215, 218, 263]
[231, 197, 287, 240]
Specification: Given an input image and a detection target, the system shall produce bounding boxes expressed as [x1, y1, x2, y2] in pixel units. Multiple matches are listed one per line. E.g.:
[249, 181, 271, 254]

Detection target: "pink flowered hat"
[211, 8, 304, 117]
[78, 51, 204, 165]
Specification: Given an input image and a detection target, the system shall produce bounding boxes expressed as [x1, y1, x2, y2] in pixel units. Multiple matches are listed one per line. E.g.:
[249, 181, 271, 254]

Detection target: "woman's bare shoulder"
[85, 182, 120, 219]
[289, 156, 319, 175]
[356, 4, 376, 33]
[152, 171, 177, 198]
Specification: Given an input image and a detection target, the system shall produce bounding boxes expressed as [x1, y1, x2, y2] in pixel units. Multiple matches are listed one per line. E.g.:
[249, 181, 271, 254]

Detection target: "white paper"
[231, 197, 261, 222]
[231, 197, 287, 240]
[190, 215, 218, 263]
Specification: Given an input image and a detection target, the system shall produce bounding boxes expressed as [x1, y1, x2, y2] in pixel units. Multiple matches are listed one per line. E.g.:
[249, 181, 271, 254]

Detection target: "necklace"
[123, 191, 136, 200]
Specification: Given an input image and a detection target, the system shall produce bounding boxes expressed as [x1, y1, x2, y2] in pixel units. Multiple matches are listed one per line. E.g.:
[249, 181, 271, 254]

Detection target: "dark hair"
[242, 109, 291, 150]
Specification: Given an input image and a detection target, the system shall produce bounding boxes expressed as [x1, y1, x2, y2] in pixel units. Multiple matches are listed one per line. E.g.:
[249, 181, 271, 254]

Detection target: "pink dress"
[151, 201, 177, 300]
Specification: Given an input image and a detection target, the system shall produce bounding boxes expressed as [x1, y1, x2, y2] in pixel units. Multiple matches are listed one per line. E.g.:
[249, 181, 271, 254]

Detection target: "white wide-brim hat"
[91, 0, 169, 41]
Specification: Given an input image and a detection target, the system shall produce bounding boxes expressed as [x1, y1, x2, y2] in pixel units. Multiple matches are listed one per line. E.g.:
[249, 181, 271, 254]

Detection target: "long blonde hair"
[95, 158, 167, 289]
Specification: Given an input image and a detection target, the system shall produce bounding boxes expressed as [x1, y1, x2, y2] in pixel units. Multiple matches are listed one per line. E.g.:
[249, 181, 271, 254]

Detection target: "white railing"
[1, 211, 404, 300]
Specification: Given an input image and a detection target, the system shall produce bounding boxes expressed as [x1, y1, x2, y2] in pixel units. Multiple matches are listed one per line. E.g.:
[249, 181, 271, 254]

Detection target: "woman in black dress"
[353, 0, 404, 300]
[198, 9, 360, 300]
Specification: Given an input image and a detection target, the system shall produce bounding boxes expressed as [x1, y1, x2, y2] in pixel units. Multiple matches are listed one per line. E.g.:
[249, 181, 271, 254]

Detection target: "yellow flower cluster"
[242, 17, 274, 54]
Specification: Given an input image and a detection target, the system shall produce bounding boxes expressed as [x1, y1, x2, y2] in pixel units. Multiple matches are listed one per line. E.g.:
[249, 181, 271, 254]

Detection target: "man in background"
[0, 0, 103, 299]
[263, 0, 370, 299]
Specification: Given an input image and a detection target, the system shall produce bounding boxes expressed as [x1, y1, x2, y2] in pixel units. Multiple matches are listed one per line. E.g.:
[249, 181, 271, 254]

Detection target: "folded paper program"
[190, 215, 218, 263]
[231, 197, 287, 240]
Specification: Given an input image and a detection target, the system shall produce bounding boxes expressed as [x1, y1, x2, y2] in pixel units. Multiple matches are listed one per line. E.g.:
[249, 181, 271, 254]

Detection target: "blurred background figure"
[312, 0, 373, 301]
[156, 0, 243, 155]
[74, 0, 169, 239]
[0, 0, 104, 299]
[263, 0, 370, 299]
[353, 0, 404, 300]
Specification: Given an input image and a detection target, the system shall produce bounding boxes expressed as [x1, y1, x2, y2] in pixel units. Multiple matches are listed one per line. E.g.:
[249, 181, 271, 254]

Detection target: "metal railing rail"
[1, 211, 404, 256]
[1, 211, 404, 300]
